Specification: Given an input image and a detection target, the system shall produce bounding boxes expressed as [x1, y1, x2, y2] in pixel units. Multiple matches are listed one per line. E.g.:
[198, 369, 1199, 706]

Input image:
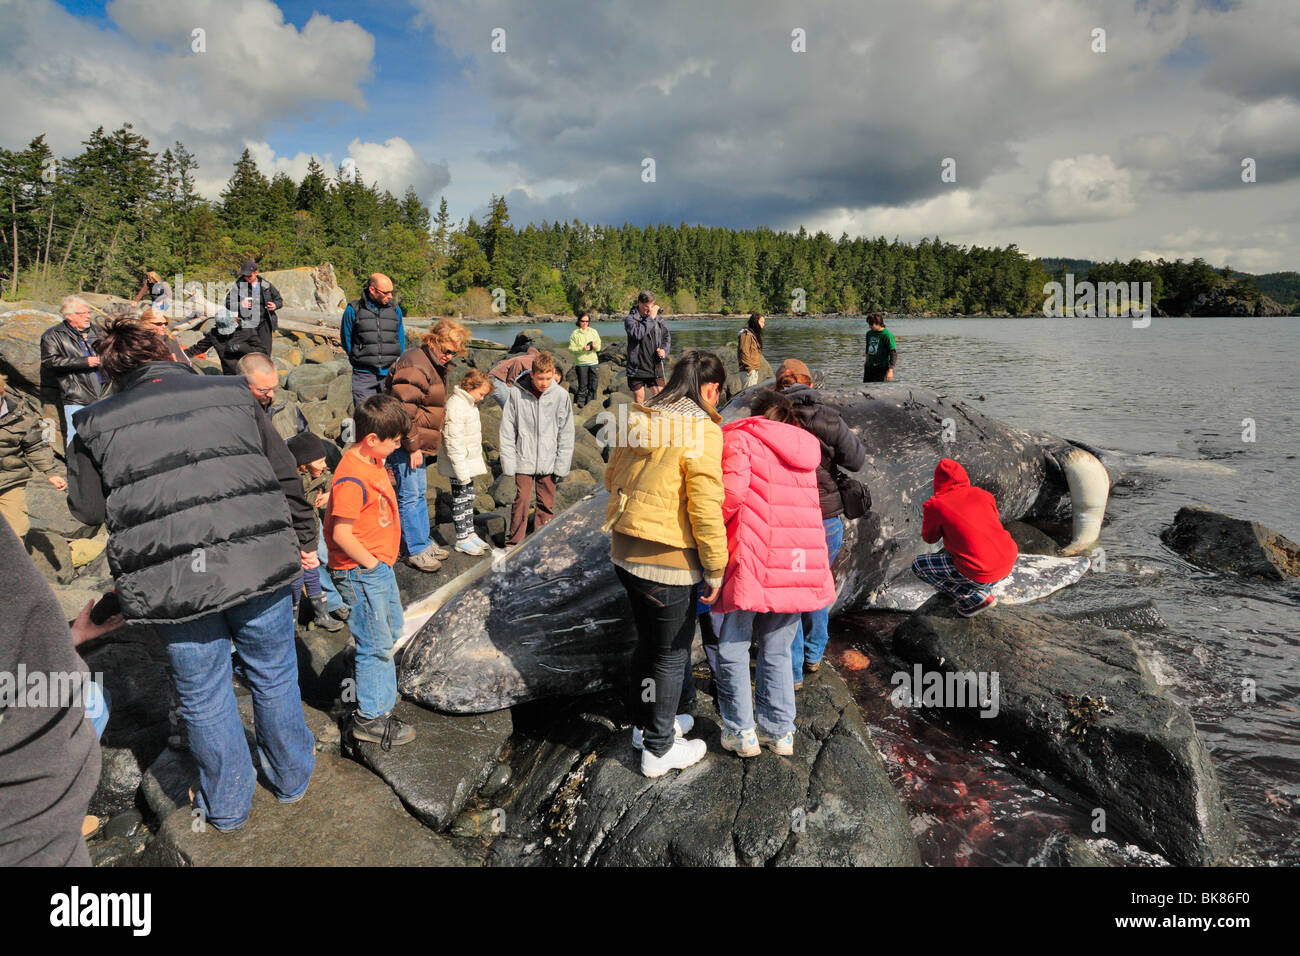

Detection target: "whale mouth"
[1059, 446, 1110, 555]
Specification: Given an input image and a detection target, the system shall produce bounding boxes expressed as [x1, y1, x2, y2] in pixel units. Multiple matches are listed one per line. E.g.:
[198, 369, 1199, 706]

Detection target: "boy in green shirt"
[568, 312, 602, 408]
[863, 313, 897, 382]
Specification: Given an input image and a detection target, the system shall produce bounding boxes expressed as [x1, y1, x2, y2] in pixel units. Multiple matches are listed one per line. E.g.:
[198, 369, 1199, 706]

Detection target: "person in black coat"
[775, 358, 868, 688]
[66, 318, 315, 831]
[39, 296, 108, 446]
[187, 259, 283, 374]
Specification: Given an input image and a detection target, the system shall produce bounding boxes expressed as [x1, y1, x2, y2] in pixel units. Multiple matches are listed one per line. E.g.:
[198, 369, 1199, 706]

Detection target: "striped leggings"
[451, 478, 475, 540]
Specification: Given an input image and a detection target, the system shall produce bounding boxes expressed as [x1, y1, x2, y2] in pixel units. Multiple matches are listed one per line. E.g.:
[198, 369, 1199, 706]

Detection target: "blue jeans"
[316, 524, 344, 612]
[714, 610, 799, 738]
[330, 563, 404, 719]
[792, 515, 844, 683]
[153, 587, 315, 831]
[63, 403, 84, 448]
[492, 379, 511, 407]
[85, 680, 110, 740]
[389, 447, 431, 558]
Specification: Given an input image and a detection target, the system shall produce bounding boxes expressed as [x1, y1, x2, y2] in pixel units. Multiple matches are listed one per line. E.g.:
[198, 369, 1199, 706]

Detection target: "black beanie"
[287, 430, 328, 468]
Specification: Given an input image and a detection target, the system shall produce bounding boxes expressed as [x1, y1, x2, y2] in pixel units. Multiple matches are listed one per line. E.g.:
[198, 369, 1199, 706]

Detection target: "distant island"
[3, 124, 1296, 320]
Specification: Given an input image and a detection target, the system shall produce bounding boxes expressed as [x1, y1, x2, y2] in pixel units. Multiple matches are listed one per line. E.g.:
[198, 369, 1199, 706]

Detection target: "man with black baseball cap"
[188, 259, 283, 374]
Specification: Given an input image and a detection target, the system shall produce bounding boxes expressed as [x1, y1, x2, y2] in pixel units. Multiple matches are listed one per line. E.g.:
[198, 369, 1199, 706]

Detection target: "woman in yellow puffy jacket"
[603, 350, 729, 778]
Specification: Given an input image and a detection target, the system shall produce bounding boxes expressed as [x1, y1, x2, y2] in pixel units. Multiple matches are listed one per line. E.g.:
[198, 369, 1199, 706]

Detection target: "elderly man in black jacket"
[39, 296, 107, 447]
[187, 259, 283, 374]
[67, 319, 316, 832]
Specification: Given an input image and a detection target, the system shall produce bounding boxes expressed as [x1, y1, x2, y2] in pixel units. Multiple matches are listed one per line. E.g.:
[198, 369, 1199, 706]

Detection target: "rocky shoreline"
[1, 298, 1277, 867]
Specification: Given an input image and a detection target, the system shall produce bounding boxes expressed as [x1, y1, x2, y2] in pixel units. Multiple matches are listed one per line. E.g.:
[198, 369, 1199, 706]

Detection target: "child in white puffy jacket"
[438, 369, 494, 555]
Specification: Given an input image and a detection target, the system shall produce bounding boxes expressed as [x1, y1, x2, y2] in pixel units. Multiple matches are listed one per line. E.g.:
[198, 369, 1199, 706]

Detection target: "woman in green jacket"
[568, 312, 602, 408]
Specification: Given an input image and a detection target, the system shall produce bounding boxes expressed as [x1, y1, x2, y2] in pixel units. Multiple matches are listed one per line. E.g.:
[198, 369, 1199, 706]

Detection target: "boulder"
[0, 309, 59, 398]
[141, 751, 470, 866]
[304, 343, 336, 365]
[1161, 506, 1300, 580]
[1005, 520, 1059, 556]
[262, 264, 347, 314]
[25, 527, 75, 585]
[325, 374, 352, 416]
[488, 668, 921, 867]
[26, 478, 99, 538]
[285, 363, 337, 394]
[888, 602, 1235, 865]
[70, 533, 107, 568]
[344, 701, 513, 831]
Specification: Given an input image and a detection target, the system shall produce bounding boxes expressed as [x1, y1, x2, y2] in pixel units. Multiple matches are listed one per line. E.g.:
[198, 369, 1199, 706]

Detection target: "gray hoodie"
[500, 372, 575, 477]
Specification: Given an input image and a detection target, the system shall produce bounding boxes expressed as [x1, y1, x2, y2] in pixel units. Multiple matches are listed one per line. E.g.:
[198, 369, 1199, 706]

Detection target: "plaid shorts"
[911, 550, 993, 613]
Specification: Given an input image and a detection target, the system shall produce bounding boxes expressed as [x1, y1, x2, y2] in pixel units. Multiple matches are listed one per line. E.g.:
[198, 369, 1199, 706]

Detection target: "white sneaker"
[455, 537, 489, 556]
[631, 714, 695, 750]
[640, 737, 707, 778]
[721, 726, 761, 758]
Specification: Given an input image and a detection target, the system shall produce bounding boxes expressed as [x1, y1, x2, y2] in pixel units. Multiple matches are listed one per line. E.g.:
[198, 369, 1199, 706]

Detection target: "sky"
[2, 0, 1297, 272]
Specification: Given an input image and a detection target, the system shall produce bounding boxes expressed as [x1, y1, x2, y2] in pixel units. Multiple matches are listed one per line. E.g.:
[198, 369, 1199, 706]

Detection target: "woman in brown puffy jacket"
[386, 319, 470, 571]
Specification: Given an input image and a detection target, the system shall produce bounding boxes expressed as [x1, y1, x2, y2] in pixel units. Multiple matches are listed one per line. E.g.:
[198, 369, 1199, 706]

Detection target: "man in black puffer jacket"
[66, 319, 315, 832]
[775, 359, 867, 689]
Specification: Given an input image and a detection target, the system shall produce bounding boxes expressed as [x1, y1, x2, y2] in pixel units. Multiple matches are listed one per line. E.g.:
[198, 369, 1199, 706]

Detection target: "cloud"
[240, 137, 450, 200]
[0, 0, 376, 196]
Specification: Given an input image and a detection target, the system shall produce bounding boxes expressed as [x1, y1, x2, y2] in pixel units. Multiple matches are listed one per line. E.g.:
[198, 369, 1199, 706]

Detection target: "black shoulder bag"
[834, 466, 872, 519]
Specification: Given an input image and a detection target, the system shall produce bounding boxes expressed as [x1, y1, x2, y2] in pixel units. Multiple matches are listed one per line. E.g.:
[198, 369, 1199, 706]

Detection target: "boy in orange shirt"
[326, 394, 416, 747]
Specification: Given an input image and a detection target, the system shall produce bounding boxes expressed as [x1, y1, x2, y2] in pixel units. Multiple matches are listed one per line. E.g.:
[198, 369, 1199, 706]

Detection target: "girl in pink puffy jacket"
[712, 390, 834, 758]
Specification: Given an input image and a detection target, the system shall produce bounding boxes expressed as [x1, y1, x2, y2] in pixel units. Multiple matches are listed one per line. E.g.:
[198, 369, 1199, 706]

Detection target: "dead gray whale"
[398, 384, 1111, 713]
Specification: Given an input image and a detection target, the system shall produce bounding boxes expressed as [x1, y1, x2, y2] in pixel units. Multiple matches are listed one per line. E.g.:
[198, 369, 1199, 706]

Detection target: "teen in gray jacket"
[500, 352, 574, 546]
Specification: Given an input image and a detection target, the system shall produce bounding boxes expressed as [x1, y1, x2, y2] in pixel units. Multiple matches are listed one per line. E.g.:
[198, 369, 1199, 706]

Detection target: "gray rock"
[141, 751, 470, 866]
[345, 701, 513, 831]
[889, 601, 1235, 865]
[489, 668, 920, 867]
[325, 373, 352, 414]
[0, 309, 58, 397]
[25, 527, 75, 585]
[285, 364, 336, 394]
[26, 478, 99, 538]
[1161, 505, 1300, 580]
[1005, 520, 1060, 555]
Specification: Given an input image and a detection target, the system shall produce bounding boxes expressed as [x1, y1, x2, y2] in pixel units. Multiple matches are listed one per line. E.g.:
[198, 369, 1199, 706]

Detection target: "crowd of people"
[2, 270, 1024, 860]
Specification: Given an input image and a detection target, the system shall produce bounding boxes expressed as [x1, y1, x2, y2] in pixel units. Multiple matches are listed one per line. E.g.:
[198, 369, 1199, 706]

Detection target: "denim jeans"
[316, 524, 344, 613]
[84, 680, 110, 740]
[330, 562, 404, 720]
[615, 565, 697, 757]
[153, 586, 315, 831]
[63, 403, 84, 448]
[715, 610, 799, 738]
[492, 378, 511, 407]
[792, 515, 844, 683]
[389, 446, 432, 558]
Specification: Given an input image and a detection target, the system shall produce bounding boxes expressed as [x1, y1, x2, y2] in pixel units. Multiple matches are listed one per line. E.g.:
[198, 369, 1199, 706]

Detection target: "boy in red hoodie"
[912, 458, 1018, 617]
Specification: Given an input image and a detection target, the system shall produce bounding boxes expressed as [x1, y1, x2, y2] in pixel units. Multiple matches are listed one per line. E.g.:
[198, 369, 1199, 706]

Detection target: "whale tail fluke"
[1059, 446, 1110, 555]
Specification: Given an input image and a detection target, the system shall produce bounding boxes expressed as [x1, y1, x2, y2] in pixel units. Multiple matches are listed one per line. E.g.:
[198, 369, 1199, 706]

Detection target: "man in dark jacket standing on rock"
[341, 273, 405, 412]
[39, 296, 106, 448]
[188, 260, 282, 374]
[624, 291, 671, 404]
[66, 318, 316, 832]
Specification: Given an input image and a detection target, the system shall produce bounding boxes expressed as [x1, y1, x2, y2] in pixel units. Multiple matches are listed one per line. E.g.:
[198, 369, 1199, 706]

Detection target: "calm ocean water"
[471, 315, 1300, 865]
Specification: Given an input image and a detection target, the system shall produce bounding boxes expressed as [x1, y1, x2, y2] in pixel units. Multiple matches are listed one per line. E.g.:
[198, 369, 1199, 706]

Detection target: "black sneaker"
[351, 711, 416, 750]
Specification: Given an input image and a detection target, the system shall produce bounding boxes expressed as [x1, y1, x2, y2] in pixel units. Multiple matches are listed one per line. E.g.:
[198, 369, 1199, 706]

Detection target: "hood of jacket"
[932, 457, 970, 495]
[722, 416, 821, 472]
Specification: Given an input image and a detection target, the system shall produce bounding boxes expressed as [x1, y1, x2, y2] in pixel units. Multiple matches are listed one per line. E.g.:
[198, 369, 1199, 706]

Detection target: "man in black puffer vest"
[66, 319, 316, 832]
[341, 272, 405, 412]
